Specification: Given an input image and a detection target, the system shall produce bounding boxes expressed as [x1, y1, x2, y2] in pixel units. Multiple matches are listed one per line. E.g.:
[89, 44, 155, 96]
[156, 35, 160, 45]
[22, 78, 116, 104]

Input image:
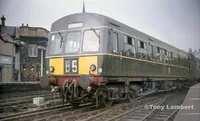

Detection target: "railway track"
[79, 94, 171, 121]
[0, 91, 167, 121]
[0, 90, 51, 100]
[0, 90, 59, 116]
[0, 89, 186, 121]
[94, 90, 186, 121]
[0, 95, 60, 114]
[104, 95, 172, 121]
[0, 103, 95, 121]
[34, 104, 105, 121]
[147, 109, 178, 121]
[37, 92, 174, 121]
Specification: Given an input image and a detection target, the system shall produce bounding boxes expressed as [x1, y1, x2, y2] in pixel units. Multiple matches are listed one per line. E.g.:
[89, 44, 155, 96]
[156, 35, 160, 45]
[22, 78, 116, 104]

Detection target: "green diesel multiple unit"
[40, 13, 200, 107]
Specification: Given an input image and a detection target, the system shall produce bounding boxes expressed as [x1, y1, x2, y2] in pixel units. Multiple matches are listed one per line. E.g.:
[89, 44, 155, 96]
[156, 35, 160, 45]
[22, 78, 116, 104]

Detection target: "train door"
[111, 32, 118, 53]
[109, 31, 121, 76]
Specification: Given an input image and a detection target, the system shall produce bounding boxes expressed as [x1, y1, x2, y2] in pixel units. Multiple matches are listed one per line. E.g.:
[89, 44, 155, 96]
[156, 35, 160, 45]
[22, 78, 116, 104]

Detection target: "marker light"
[49, 66, 54, 72]
[90, 64, 96, 71]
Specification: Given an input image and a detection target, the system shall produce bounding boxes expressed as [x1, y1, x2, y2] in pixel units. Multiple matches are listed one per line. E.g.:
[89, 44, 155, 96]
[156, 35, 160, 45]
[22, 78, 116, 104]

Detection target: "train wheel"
[101, 90, 113, 107]
[128, 90, 136, 103]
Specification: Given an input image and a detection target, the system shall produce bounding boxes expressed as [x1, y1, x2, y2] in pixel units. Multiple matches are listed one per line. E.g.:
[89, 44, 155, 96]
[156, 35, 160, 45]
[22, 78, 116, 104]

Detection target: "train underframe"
[42, 75, 191, 107]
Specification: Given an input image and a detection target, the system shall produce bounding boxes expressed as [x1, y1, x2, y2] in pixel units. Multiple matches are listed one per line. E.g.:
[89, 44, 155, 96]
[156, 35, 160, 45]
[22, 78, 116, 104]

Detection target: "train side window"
[164, 49, 167, 56]
[170, 52, 173, 57]
[127, 36, 132, 45]
[162, 49, 168, 63]
[138, 40, 146, 49]
[124, 35, 136, 56]
[124, 35, 135, 45]
[111, 32, 118, 52]
[157, 47, 161, 53]
[137, 40, 147, 59]
[168, 51, 170, 57]
[155, 47, 162, 62]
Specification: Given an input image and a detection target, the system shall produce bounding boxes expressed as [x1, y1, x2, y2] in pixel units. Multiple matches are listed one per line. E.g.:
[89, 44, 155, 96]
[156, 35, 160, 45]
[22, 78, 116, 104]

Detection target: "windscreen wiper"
[91, 28, 100, 38]
[58, 32, 63, 48]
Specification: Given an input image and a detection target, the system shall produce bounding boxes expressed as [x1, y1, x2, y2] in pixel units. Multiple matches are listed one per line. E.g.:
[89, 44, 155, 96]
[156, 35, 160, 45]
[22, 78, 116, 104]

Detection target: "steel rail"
[140, 94, 173, 121]
[81, 95, 165, 121]
[105, 97, 166, 121]
[164, 109, 179, 121]
[0, 97, 61, 118]
[0, 90, 51, 99]
[0, 92, 51, 102]
[0, 103, 72, 121]
[34, 104, 105, 121]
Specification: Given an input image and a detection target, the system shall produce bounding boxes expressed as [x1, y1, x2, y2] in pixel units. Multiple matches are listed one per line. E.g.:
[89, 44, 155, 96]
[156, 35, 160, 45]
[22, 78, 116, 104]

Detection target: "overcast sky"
[0, 0, 200, 51]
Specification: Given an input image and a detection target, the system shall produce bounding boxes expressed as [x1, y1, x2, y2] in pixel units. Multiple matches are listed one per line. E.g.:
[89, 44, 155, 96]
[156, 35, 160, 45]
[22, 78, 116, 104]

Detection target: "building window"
[28, 44, 38, 57]
[138, 40, 146, 49]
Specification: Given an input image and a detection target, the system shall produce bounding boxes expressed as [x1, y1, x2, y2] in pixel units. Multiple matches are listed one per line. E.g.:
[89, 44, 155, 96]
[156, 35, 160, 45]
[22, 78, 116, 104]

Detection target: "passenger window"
[111, 32, 118, 52]
[138, 40, 146, 49]
[155, 47, 162, 61]
[164, 49, 167, 55]
[124, 35, 135, 45]
[170, 52, 173, 57]
[137, 40, 147, 59]
[124, 35, 136, 56]
[157, 47, 161, 53]
[168, 51, 170, 57]
[127, 37, 132, 45]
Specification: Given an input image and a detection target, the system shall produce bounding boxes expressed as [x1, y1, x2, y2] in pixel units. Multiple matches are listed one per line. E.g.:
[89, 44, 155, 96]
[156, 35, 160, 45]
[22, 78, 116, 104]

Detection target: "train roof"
[51, 13, 189, 56]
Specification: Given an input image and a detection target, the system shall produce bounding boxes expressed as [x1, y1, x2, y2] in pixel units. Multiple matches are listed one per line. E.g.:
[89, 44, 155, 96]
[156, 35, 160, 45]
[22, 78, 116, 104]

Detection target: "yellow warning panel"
[79, 56, 97, 74]
[49, 58, 64, 75]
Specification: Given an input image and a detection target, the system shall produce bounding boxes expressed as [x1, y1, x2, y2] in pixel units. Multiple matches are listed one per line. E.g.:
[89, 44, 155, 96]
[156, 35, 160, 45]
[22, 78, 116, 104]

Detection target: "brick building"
[0, 16, 15, 82]
[0, 15, 49, 82]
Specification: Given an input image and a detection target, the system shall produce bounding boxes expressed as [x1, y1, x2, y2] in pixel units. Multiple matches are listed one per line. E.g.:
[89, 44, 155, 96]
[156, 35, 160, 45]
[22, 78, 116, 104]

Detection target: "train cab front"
[39, 27, 106, 104]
